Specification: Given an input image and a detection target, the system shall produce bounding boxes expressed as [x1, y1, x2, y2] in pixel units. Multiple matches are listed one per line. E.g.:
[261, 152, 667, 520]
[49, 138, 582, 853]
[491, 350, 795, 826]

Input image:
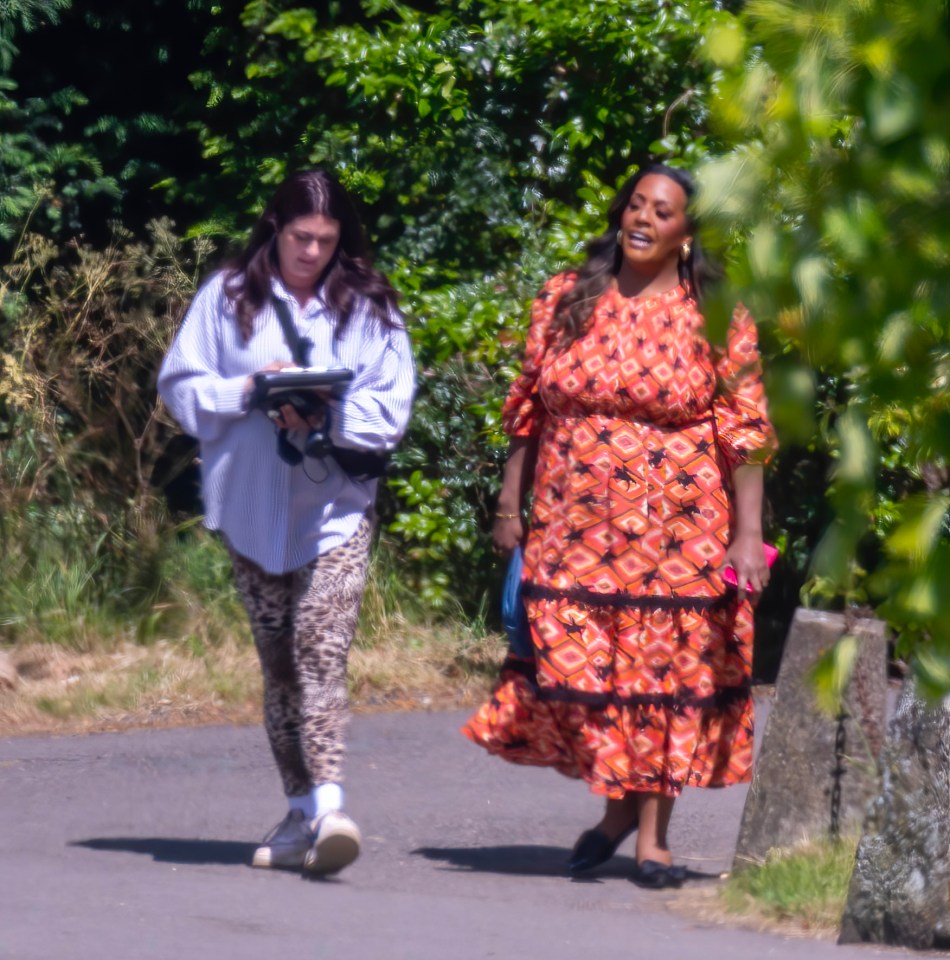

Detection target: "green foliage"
[0, 0, 69, 71]
[697, 0, 950, 687]
[383, 270, 533, 608]
[0, 0, 120, 243]
[184, 0, 715, 260]
[809, 632, 860, 717]
[1, 1, 229, 249]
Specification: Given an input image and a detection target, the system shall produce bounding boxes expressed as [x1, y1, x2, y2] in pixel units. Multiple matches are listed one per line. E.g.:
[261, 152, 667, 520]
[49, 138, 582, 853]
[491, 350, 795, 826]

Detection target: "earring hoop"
[680, 241, 692, 261]
[616, 229, 623, 246]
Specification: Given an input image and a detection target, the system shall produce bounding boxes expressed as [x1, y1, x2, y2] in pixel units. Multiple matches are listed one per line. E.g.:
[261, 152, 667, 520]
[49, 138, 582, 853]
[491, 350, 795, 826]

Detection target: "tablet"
[250, 367, 354, 407]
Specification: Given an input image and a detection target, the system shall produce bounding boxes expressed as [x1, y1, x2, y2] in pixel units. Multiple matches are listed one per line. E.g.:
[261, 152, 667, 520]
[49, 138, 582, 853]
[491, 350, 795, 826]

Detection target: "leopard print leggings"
[229, 515, 372, 795]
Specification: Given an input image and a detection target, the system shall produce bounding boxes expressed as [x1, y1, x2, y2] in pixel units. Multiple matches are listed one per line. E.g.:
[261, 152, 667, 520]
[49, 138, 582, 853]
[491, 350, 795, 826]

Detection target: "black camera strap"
[269, 296, 314, 466]
[271, 295, 313, 367]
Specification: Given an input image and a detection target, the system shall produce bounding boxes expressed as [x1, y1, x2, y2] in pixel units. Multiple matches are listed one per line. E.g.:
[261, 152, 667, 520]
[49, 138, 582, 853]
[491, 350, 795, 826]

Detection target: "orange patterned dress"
[462, 275, 776, 798]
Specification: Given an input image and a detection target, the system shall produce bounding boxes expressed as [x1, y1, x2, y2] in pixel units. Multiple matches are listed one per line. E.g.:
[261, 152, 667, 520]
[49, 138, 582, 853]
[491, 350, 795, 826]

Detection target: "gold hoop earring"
[616, 229, 623, 246]
[680, 242, 692, 261]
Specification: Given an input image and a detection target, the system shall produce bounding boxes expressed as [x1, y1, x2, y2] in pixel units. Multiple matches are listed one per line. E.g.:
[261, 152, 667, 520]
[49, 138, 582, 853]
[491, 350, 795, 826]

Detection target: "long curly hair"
[224, 168, 399, 341]
[550, 164, 717, 348]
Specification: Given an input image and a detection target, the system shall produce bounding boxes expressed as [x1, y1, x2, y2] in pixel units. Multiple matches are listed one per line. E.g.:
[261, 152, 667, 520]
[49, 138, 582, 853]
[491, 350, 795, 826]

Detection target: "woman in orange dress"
[462, 164, 776, 889]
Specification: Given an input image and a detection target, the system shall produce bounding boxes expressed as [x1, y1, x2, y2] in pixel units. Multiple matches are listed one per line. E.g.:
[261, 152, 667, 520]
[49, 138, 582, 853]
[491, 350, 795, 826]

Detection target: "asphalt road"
[0, 705, 924, 960]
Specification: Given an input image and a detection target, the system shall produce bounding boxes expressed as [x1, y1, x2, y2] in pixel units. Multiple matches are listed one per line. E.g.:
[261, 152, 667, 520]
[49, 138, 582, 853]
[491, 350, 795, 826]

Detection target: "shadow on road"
[71, 837, 256, 867]
[412, 843, 639, 879]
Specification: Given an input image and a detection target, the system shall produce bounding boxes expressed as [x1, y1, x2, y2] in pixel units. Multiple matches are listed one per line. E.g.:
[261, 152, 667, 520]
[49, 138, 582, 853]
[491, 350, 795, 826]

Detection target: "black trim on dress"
[522, 582, 732, 611]
[536, 683, 751, 711]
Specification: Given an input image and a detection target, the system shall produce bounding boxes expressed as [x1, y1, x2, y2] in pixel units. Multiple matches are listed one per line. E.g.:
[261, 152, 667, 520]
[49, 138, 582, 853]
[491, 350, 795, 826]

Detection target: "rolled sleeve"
[501, 273, 574, 438]
[712, 303, 777, 468]
[157, 276, 250, 443]
[329, 313, 416, 452]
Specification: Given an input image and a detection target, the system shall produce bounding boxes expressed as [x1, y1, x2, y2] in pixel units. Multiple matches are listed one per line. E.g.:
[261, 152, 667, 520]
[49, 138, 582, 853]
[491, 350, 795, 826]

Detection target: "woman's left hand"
[272, 402, 322, 433]
[272, 390, 334, 433]
[722, 532, 771, 601]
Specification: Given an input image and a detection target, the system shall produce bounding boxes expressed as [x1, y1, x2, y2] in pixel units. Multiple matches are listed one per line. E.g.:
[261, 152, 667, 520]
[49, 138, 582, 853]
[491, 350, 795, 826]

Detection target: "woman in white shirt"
[158, 169, 415, 876]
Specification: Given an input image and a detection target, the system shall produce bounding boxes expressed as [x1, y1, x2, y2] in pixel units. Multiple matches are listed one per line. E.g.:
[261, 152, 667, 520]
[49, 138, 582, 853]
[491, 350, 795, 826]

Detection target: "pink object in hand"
[722, 543, 780, 589]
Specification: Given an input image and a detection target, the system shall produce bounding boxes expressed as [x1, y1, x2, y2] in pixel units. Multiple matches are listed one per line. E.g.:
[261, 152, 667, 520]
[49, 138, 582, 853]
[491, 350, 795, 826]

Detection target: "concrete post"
[733, 608, 888, 870]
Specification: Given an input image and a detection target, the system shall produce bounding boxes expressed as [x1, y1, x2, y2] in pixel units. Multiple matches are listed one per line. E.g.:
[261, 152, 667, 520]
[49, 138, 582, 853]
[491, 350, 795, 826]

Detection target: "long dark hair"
[224, 168, 399, 341]
[551, 164, 716, 347]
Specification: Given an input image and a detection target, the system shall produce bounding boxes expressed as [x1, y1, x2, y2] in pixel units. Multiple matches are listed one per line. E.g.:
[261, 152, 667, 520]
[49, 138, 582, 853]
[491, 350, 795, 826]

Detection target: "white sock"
[288, 792, 316, 819]
[312, 782, 344, 818]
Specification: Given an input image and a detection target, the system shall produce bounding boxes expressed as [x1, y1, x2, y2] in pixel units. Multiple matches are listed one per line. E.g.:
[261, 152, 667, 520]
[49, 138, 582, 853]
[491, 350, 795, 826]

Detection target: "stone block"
[733, 608, 888, 870]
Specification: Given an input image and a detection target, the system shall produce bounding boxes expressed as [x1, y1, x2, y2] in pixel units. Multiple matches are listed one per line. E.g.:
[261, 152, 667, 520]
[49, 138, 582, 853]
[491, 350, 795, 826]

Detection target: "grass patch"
[720, 837, 858, 936]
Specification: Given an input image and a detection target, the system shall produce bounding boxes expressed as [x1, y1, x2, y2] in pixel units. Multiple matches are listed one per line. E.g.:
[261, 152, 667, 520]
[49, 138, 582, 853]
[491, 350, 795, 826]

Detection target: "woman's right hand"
[243, 360, 294, 406]
[492, 437, 536, 554]
[245, 361, 324, 431]
[492, 513, 525, 554]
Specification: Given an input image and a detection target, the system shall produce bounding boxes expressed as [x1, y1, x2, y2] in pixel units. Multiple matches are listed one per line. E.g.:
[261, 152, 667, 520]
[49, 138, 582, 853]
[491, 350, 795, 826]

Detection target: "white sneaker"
[302, 810, 362, 875]
[252, 809, 313, 869]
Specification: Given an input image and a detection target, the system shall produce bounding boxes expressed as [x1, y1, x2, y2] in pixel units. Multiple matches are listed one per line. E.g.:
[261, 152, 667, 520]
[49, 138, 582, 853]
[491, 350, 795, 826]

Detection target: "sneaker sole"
[303, 830, 361, 875]
[251, 846, 310, 870]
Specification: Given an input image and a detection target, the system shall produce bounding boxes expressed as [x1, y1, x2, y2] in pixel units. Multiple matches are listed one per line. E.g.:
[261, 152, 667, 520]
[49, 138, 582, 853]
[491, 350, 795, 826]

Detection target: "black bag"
[151, 433, 203, 515]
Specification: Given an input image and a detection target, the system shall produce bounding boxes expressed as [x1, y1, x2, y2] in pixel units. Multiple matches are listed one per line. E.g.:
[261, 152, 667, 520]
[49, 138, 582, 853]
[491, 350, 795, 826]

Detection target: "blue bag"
[501, 545, 533, 658]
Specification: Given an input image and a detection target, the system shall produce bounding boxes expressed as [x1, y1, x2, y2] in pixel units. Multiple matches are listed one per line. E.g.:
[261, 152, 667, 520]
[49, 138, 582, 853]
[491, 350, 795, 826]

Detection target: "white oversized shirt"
[157, 271, 416, 573]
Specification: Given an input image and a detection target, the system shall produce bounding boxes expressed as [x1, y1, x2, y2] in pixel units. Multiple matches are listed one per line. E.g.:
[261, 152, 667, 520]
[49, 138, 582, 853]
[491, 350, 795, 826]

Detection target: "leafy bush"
[0, 221, 214, 645]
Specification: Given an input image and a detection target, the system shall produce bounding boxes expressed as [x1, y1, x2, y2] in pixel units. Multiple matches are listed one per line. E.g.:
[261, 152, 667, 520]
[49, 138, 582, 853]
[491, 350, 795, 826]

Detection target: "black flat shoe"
[568, 821, 638, 874]
[630, 859, 687, 889]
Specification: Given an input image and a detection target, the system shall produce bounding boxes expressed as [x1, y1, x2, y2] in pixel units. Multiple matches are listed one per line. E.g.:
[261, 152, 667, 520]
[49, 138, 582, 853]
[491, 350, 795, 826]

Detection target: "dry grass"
[0, 622, 504, 737]
[0, 640, 262, 735]
[350, 619, 502, 711]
